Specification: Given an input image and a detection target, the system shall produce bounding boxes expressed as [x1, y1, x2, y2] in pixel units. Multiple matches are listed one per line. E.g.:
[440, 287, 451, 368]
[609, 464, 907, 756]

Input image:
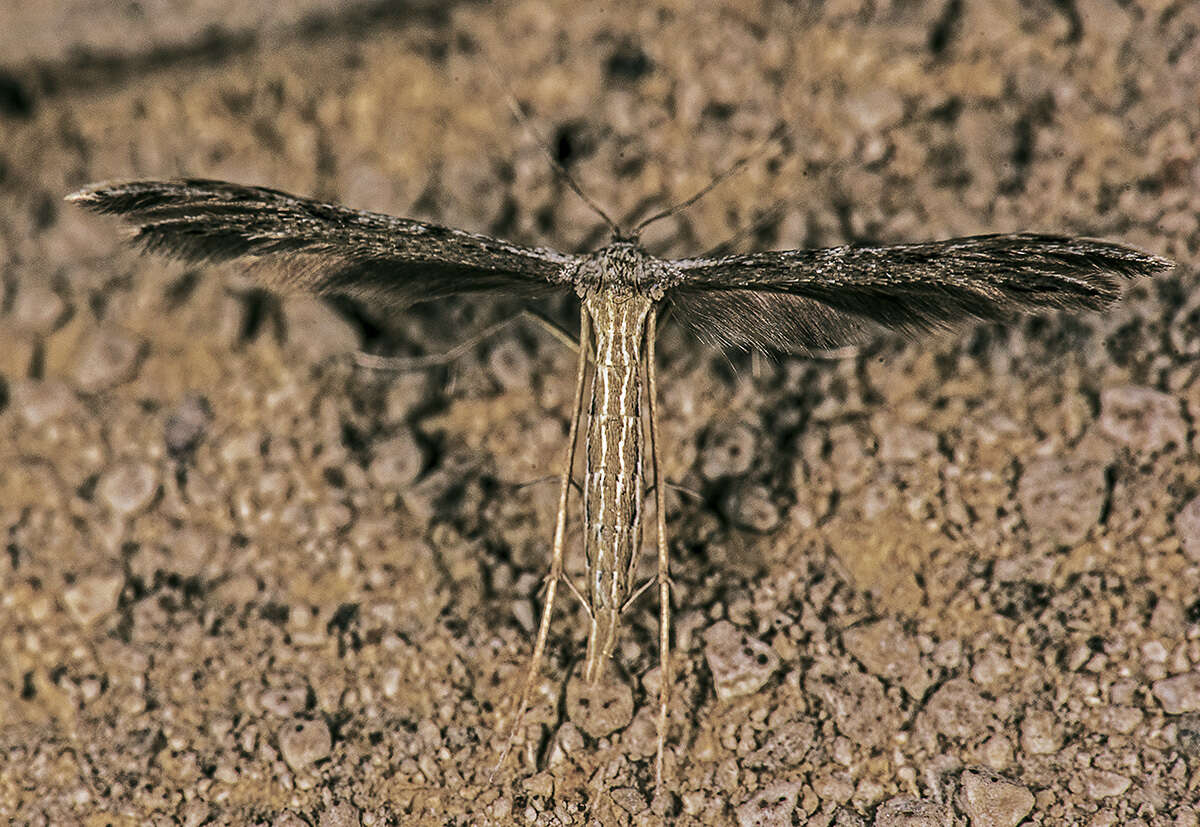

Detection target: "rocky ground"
[1, 0, 1198, 824]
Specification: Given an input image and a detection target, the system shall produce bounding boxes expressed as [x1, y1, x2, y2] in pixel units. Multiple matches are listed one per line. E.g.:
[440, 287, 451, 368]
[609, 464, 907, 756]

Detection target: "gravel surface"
[2, 1, 1199, 824]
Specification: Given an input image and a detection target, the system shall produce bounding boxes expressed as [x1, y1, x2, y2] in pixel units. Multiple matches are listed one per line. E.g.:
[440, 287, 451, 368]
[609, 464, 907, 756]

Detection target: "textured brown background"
[1, 0, 1198, 824]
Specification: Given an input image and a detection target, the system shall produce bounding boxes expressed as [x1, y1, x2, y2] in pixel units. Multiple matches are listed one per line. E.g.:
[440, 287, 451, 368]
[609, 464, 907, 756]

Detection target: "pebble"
[487, 338, 534, 391]
[565, 670, 634, 738]
[1174, 495, 1200, 563]
[877, 422, 938, 464]
[727, 483, 782, 532]
[805, 666, 897, 750]
[367, 430, 424, 489]
[1017, 458, 1107, 547]
[703, 620, 781, 702]
[545, 721, 585, 768]
[72, 327, 142, 393]
[734, 781, 802, 827]
[164, 394, 211, 455]
[272, 811, 309, 827]
[11, 380, 77, 427]
[1098, 385, 1186, 455]
[281, 296, 360, 361]
[1083, 769, 1131, 799]
[260, 687, 309, 718]
[1152, 672, 1200, 714]
[1178, 714, 1200, 758]
[97, 461, 159, 515]
[610, 787, 647, 815]
[957, 769, 1034, 827]
[873, 796, 947, 826]
[12, 281, 65, 333]
[699, 421, 758, 480]
[744, 721, 816, 771]
[916, 679, 997, 745]
[277, 717, 332, 771]
[318, 800, 361, 827]
[63, 574, 124, 626]
[845, 89, 905, 133]
[1020, 708, 1062, 754]
[842, 618, 934, 699]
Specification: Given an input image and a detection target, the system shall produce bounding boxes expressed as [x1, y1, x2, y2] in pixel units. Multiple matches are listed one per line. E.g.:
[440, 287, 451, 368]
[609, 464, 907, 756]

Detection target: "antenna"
[480, 51, 623, 237]
[634, 122, 788, 235]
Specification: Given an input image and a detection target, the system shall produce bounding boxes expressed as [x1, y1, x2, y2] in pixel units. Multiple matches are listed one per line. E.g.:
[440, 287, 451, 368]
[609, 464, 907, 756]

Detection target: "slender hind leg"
[355, 308, 580, 371]
[492, 308, 591, 779]
[644, 310, 672, 792]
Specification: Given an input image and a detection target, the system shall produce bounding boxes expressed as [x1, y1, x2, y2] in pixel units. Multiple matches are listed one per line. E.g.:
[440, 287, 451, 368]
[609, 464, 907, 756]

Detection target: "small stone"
[522, 771, 553, 799]
[957, 769, 1034, 827]
[805, 666, 899, 750]
[1177, 714, 1200, 757]
[282, 296, 360, 361]
[873, 796, 947, 826]
[487, 338, 533, 391]
[845, 89, 905, 133]
[164, 395, 211, 455]
[12, 380, 77, 427]
[727, 483, 782, 532]
[565, 670, 634, 738]
[318, 800, 361, 827]
[1098, 385, 1186, 455]
[260, 687, 309, 718]
[843, 618, 934, 699]
[72, 327, 142, 393]
[1017, 457, 1107, 547]
[735, 781, 802, 827]
[610, 787, 647, 814]
[970, 650, 1012, 686]
[545, 721, 585, 768]
[877, 423, 938, 464]
[1020, 708, 1062, 754]
[277, 718, 332, 771]
[1174, 495, 1200, 563]
[1083, 769, 1131, 799]
[1153, 672, 1200, 714]
[368, 430, 423, 489]
[63, 574, 124, 626]
[980, 734, 1014, 771]
[703, 620, 781, 702]
[699, 422, 758, 480]
[916, 679, 997, 746]
[11, 281, 65, 333]
[744, 721, 816, 770]
[272, 810, 308, 827]
[97, 461, 159, 516]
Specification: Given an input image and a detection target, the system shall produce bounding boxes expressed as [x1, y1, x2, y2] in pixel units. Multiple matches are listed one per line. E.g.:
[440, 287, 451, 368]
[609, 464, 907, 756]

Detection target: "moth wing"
[68, 179, 578, 305]
[667, 233, 1170, 352]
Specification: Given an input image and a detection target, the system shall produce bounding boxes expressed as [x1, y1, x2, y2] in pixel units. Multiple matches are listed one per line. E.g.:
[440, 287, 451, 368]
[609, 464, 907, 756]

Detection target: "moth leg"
[492, 307, 590, 782]
[643, 480, 702, 502]
[354, 308, 581, 372]
[645, 310, 674, 794]
[516, 474, 585, 497]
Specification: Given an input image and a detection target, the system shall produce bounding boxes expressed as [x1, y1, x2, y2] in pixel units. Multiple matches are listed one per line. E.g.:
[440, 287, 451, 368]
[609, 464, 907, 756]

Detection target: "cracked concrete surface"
[1, 0, 1199, 824]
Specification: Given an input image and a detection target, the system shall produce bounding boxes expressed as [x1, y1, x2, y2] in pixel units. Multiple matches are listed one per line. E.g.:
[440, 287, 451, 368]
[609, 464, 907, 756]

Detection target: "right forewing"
[67, 179, 577, 305]
[668, 233, 1171, 352]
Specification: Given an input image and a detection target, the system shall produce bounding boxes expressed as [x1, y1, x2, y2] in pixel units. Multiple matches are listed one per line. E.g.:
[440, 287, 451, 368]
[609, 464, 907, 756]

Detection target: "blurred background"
[1, 0, 1197, 823]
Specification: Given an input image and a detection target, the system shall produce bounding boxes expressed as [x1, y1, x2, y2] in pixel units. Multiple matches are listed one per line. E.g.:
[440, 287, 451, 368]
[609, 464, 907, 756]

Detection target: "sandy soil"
[1, 0, 1198, 824]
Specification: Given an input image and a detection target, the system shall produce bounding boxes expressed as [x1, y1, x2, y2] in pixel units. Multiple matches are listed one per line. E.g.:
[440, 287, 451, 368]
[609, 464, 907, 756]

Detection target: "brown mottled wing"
[67, 179, 577, 305]
[667, 233, 1171, 352]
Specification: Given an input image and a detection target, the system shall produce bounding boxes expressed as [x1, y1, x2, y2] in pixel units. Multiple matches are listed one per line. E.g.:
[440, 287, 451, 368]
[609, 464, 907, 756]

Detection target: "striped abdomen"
[582, 291, 653, 683]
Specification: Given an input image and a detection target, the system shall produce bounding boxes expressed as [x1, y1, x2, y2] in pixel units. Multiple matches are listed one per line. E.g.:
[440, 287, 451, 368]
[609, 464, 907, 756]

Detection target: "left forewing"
[666, 233, 1171, 352]
[67, 179, 578, 306]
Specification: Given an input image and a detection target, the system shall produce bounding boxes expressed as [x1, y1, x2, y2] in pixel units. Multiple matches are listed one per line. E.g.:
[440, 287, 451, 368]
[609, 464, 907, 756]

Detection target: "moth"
[68, 167, 1169, 790]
